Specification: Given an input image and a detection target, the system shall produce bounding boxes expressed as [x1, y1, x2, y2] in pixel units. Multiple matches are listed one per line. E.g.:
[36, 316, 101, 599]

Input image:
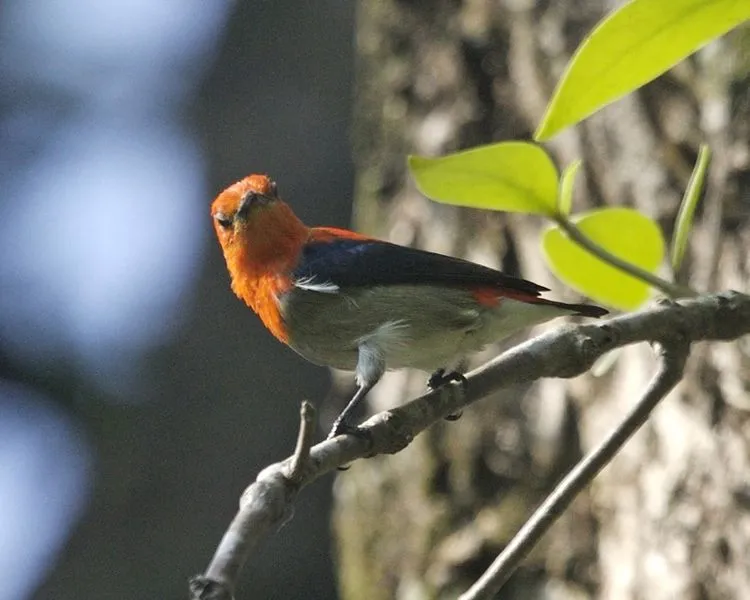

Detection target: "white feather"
[356, 319, 411, 351]
[294, 276, 340, 294]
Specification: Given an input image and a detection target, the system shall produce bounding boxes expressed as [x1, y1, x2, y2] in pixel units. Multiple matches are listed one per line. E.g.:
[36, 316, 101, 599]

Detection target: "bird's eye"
[269, 180, 278, 197]
[214, 212, 233, 229]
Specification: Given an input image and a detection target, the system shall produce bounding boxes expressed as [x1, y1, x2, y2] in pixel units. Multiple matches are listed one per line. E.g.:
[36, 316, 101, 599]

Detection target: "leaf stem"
[554, 213, 696, 299]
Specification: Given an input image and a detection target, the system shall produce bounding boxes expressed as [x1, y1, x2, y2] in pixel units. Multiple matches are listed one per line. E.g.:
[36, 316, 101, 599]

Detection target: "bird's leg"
[427, 368, 467, 421]
[327, 341, 384, 440]
[327, 382, 374, 439]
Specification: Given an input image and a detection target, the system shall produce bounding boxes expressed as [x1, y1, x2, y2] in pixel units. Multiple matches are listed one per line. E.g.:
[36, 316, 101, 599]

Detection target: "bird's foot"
[427, 368, 467, 421]
[327, 418, 365, 440]
[327, 419, 373, 471]
[428, 368, 467, 390]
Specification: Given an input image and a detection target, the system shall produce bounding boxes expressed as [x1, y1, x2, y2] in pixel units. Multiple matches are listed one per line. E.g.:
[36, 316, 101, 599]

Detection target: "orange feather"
[211, 175, 309, 343]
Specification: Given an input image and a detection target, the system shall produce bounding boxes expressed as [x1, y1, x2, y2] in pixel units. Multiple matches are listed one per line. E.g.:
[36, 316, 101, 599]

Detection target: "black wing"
[292, 238, 548, 296]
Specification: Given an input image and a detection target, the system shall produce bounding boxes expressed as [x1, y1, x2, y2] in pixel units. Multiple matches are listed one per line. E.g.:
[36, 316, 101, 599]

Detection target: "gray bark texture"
[333, 1, 750, 599]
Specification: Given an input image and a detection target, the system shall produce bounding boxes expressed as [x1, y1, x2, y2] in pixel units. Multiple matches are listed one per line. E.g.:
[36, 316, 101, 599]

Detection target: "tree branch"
[458, 339, 689, 600]
[189, 291, 750, 599]
[189, 403, 318, 600]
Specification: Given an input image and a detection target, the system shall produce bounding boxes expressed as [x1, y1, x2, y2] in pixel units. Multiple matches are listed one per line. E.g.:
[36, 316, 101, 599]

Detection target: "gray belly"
[278, 284, 486, 371]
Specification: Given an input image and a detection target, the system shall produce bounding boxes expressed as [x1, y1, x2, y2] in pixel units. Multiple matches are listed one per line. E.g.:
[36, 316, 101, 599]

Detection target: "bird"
[211, 174, 608, 439]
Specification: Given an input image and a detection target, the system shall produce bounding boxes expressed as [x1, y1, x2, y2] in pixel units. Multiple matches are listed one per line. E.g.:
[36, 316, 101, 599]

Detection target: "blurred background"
[1, 1, 355, 598]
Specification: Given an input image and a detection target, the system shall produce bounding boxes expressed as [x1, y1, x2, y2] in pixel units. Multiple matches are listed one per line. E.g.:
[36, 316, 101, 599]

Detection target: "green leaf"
[671, 145, 711, 272]
[542, 208, 665, 310]
[557, 160, 583, 216]
[535, 0, 750, 140]
[408, 142, 559, 216]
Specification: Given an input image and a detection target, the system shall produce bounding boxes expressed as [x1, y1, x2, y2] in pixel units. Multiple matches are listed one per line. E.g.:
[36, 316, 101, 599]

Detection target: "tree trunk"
[333, 1, 750, 598]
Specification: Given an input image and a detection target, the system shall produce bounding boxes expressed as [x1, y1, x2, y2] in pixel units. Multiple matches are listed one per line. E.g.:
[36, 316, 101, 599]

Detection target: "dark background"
[1, 2, 355, 598]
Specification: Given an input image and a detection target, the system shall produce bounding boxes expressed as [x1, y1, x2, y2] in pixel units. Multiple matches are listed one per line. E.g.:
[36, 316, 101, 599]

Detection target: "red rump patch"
[470, 286, 542, 307]
[471, 287, 501, 307]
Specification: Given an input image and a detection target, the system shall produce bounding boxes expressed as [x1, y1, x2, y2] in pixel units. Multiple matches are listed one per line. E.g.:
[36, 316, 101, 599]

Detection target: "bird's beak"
[236, 192, 257, 221]
[237, 190, 273, 222]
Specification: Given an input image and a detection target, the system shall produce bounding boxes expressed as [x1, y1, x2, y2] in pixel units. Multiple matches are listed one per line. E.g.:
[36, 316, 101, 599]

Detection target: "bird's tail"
[532, 298, 609, 318]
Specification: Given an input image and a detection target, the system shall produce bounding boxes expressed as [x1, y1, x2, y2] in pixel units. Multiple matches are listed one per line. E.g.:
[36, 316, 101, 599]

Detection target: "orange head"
[211, 174, 309, 272]
[211, 174, 310, 324]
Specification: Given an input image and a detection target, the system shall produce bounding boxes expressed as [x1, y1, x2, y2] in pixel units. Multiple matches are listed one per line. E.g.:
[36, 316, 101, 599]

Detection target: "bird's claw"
[327, 420, 373, 471]
[327, 419, 362, 440]
[427, 368, 467, 422]
[428, 368, 468, 390]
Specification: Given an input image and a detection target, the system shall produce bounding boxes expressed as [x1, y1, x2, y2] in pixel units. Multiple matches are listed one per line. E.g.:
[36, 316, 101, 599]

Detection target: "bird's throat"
[225, 203, 308, 343]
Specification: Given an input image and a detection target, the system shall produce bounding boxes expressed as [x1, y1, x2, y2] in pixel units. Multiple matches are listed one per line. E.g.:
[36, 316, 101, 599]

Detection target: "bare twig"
[287, 401, 316, 484]
[458, 338, 689, 600]
[189, 291, 750, 599]
[190, 402, 318, 600]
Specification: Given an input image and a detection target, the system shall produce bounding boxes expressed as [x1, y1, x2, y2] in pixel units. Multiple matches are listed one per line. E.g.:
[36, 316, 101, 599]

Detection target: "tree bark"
[334, 1, 750, 598]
